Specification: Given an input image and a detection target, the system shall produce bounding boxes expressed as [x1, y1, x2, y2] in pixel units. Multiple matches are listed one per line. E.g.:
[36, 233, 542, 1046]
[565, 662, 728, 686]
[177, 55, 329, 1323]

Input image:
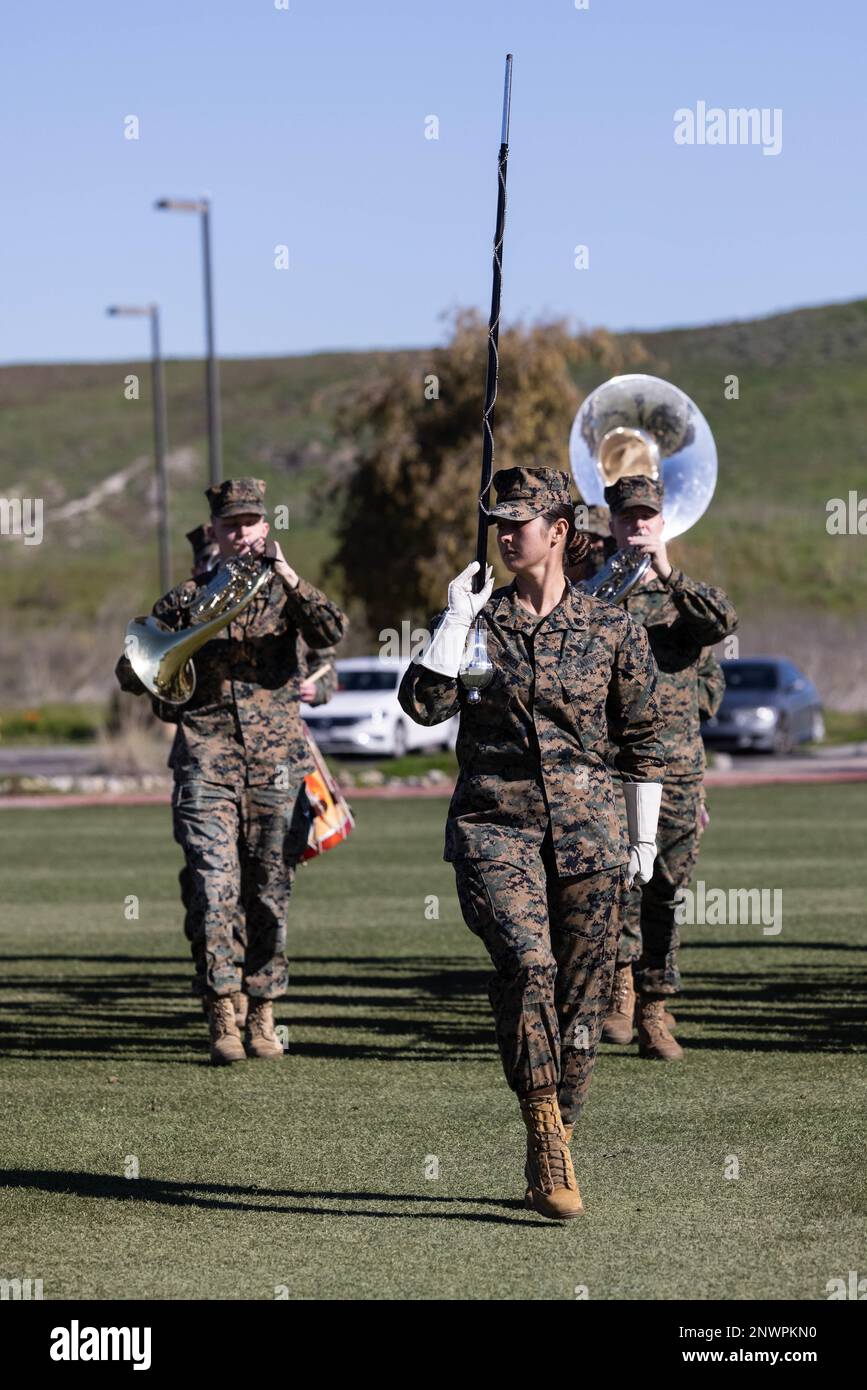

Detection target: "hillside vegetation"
[2, 299, 866, 707]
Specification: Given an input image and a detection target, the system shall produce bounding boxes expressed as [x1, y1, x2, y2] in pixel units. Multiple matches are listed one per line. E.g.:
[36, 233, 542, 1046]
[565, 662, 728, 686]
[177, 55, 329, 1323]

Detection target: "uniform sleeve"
[281, 577, 347, 649]
[397, 609, 462, 726]
[697, 648, 726, 720]
[304, 646, 338, 706]
[664, 569, 738, 645]
[606, 617, 666, 783]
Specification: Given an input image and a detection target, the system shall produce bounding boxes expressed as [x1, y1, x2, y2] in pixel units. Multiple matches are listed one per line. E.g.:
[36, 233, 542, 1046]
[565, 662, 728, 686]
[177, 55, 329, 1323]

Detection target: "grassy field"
[0, 785, 865, 1301]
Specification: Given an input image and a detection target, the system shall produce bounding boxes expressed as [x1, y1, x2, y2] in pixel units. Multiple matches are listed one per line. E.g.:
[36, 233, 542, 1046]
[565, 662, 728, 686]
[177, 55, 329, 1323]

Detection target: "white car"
[300, 656, 458, 758]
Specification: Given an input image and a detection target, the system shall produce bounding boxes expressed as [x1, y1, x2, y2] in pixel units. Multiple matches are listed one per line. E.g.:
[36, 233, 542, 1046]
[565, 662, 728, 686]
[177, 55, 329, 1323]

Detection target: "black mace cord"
[473, 54, 513, 594]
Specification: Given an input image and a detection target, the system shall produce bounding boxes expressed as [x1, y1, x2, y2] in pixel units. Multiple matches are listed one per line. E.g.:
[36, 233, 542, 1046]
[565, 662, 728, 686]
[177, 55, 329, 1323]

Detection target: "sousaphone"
[568, 374, 717, 602]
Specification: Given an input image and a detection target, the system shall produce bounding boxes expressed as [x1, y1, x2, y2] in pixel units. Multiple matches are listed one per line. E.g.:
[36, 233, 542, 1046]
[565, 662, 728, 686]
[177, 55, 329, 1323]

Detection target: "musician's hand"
[447, 561, 495, 625]
[255, 537, 299, 589]
[299, 679, 317, 703]
[628, 531, 672, 581]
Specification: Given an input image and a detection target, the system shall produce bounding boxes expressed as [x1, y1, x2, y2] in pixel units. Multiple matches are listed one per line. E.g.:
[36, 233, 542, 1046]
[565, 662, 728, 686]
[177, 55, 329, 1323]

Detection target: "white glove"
[623, 782, 662, 888]
[417, 561, 494, 678]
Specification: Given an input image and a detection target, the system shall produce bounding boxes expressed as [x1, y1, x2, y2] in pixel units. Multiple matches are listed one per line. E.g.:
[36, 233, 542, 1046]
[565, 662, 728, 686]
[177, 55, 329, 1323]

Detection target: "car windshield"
[337, 670, 398, 693]
[722, 662, 779, 692]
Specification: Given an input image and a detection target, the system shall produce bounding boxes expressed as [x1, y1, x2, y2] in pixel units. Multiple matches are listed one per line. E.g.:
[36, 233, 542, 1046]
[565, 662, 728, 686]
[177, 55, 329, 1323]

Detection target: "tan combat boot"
[524, 1122, 573, 1204]
[520, 1093, 584, 1220]
[636, 995, 684, 1061]
[601, 963, 636, 1044]
[209, 996, 246, 1065]
[235, 991, 249, 1030]
[245, 999, 284, 1060]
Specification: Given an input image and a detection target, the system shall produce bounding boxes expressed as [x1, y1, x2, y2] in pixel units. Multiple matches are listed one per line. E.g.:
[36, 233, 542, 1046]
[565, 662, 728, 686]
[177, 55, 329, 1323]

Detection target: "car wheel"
[392, 721, 408, 758]
[772, 720, 795, 756]
[809, 711, 825, 743]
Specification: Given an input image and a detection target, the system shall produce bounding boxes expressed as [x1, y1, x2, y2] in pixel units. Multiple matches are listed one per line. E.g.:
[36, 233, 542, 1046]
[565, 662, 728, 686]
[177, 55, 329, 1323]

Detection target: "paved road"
[0, 745, 108, 777]
[706, 742, 867, 784]
[2, 741, 866, 786]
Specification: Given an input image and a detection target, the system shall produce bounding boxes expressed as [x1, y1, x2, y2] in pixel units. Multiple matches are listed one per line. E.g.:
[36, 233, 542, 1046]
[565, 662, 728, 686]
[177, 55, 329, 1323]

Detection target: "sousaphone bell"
[568, 374, 717, 602]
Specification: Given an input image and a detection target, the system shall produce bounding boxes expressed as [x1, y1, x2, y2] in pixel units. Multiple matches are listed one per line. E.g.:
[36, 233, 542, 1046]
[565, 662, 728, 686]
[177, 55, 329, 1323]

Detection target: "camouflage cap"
[574, 503, 611, 539]
[185, 524, 218, 563]
[604, 475, 664, 515]
[205, 477, 268, 519]
[487, 467, 573, 523]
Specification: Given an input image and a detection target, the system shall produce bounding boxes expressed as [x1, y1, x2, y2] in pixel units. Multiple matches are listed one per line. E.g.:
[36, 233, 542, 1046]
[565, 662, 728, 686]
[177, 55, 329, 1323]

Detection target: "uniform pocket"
[171, 779, 229, 812]
[453, 858, 495, 940]
[558, 646, 612, 747]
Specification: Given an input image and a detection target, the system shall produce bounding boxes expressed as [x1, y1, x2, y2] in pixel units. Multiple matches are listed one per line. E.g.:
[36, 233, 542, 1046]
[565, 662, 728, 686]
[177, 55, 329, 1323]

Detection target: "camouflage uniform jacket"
[301, 644, 338, 707]
[115, 569, 346, 785]
[697, 647, 726, 722]
[398, 578, 665, 877]
[621, 567, 737, 781]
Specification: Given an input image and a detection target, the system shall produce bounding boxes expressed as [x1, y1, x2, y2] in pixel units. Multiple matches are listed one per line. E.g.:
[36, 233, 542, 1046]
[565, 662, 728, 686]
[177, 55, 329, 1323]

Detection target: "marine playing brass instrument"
[568, 373, 717, 603]
[123, 554, 272, 704]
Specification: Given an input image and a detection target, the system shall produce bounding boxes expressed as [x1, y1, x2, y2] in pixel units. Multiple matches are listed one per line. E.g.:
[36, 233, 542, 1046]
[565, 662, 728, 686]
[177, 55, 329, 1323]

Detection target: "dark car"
[701, 658, 824, 755]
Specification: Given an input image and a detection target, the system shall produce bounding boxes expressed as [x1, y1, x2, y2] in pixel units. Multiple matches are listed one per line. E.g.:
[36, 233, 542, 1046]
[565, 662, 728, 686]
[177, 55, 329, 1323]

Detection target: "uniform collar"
[488, 577, 590, 632]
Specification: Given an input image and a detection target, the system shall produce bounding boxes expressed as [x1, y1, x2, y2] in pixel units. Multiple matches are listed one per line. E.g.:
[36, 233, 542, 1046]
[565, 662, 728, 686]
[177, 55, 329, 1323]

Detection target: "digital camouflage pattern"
[115, 570, 346, 785]
[614, 778, 702, 994]
[399, 575, 664, 1115]
[454, 848, 626, 1126]
[205, 475, 268, 518]
[696, 645, 726, 721]
[115, 567, 346, 998]
[486, 466, 574, 522]
[172, 773, 311, 999]
[176, 638, 339, 994]
[612, 570, 736, 993]
[301, 643, 339, 707]
[604, 475, 664, 515]
[620, 567, 737, 780]
[399, 578, 665, 875]
[186, 524, 219, 573]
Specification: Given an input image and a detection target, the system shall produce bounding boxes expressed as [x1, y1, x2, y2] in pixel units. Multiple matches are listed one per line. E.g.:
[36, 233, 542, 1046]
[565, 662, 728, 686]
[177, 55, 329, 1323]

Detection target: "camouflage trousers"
[180, 866, 246, 978]
[615, 778, 702, 995]
[172, 775, 310, 1000]
[453, 840, 625, 1130]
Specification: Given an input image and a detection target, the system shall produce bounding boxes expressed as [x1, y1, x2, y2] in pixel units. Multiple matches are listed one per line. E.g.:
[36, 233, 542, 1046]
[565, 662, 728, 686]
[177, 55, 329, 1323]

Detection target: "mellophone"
[124, 586, 354, 861]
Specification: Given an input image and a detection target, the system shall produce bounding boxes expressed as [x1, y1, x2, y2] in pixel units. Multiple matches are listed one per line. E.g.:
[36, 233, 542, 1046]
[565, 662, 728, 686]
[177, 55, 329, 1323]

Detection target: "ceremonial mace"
[458, 53, 513, 704]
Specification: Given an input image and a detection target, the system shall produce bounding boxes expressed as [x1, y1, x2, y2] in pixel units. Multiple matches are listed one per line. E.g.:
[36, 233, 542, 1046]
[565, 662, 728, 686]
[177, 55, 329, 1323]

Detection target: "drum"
[301, 725, 355, 860]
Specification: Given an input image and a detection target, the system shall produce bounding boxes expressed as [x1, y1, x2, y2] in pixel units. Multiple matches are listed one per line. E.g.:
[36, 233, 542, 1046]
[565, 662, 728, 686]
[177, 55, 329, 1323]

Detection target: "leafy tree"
[329, 312, 644, 630]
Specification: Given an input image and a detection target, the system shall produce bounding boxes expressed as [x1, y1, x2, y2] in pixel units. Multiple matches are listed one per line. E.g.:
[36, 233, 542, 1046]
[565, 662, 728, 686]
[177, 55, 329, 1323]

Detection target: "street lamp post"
[154, 196, 222, 487]
[107, 304, 171, 595]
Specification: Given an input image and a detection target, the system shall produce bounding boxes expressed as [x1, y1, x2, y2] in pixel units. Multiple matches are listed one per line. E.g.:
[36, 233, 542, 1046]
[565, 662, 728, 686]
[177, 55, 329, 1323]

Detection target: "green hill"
[2, 300, 866, 708]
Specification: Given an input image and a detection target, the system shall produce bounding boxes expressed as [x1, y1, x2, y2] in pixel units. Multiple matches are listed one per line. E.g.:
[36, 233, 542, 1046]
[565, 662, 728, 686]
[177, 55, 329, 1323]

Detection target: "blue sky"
[2, 0, 864, 364]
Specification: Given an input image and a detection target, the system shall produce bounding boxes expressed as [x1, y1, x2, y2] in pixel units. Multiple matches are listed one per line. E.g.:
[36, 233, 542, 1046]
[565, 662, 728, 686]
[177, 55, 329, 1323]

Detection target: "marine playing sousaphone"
[568, 373, 717, 602]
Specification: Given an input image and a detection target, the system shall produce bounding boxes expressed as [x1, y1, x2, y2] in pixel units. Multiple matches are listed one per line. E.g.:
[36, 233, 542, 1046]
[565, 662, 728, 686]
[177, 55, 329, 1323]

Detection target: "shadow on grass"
[0, 954, 495, 1065]
[0, 1168, 546, 1227]
[671, 950, 867, 1050]
[1, 946, 865, 1062]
